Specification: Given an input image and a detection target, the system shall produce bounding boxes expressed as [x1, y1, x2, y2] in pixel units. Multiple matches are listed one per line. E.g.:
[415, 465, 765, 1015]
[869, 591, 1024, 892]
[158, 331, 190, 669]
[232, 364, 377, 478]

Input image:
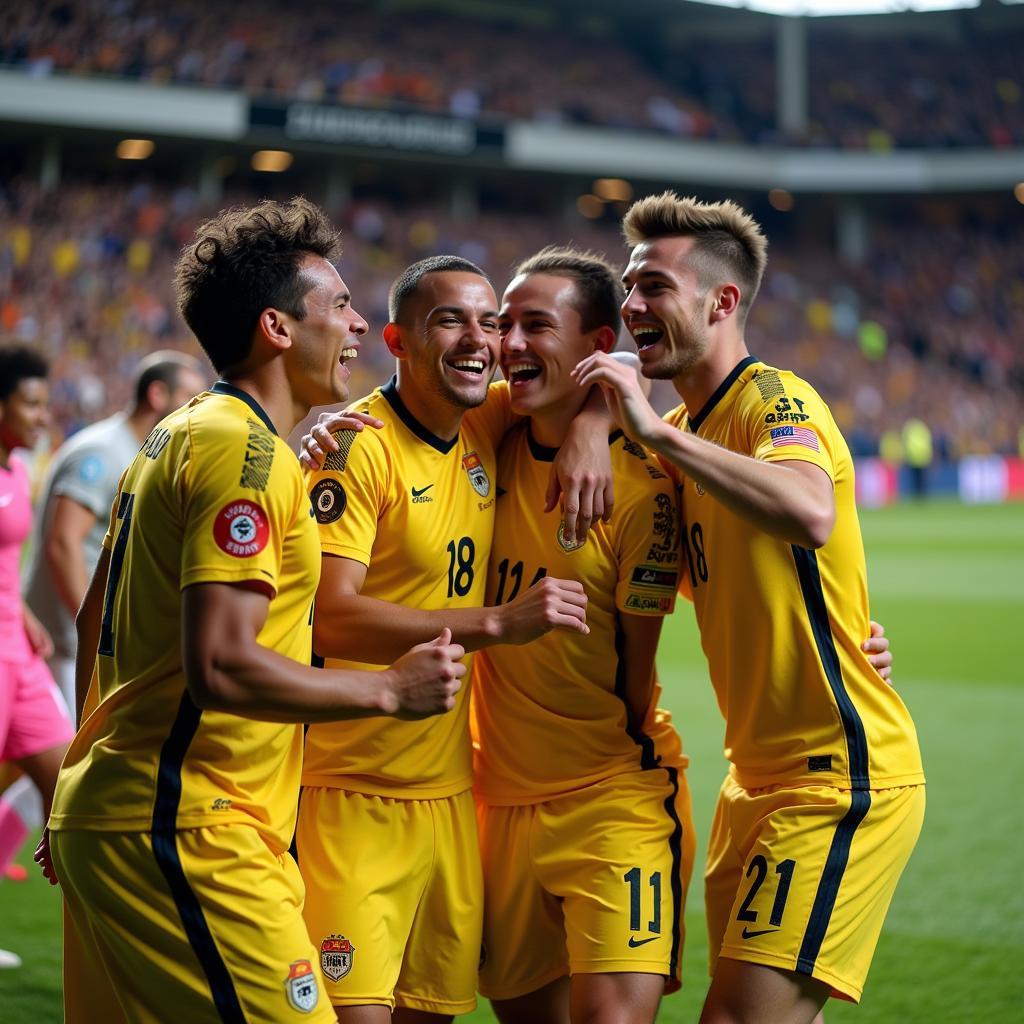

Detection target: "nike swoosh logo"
[411, 485, 434, 497]
[627, 936, 659, 948]
[740, 927, 780, 940]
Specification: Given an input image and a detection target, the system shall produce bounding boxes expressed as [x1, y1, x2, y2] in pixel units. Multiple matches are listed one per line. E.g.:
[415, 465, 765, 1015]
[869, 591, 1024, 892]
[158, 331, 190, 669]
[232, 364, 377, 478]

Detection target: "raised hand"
[299, 410, 384, 471]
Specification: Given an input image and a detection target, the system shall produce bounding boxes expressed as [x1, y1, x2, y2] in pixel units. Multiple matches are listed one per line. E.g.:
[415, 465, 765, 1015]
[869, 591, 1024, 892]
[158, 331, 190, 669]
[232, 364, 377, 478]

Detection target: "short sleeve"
[180, 427, 301, 595]
[51, 444, 124, 519]
[306, 428, 389, 566]
[462, 380, 515, 448]
[746, 372, 837, 482]
[613, 470, 681, 618]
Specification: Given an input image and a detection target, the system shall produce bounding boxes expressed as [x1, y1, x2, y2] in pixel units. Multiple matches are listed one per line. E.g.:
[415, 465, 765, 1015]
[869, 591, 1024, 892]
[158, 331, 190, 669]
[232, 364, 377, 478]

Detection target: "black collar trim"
[526, 424, 625, 463]
[211, 380, 277, 436]
[380, 376, 458, 454]
[687, 356, 758, 434]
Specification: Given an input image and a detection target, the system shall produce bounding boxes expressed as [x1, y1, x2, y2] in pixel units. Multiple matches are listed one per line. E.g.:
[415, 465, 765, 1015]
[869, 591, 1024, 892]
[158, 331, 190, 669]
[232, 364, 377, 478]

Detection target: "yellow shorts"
[704, 776, 926, 1003]
[477, 767, 696, 1001]
[296, 787, 481, 1014]
[51, 825, 333, 1024]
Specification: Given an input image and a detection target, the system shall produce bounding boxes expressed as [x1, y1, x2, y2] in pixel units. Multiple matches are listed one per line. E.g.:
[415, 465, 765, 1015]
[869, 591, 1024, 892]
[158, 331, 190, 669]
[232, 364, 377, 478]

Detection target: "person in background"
[0, 344, 75, 969]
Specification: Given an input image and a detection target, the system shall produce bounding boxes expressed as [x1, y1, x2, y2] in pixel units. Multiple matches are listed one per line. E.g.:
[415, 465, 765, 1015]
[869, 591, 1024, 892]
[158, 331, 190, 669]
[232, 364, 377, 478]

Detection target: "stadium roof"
[689, 0, 979, 14]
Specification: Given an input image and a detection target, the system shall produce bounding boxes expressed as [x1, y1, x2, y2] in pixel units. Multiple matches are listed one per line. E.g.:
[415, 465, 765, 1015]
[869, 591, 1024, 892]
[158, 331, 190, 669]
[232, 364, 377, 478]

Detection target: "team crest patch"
[284, 959, 319, 1013]
[310, 478, 347, 524]
[556, 522, 586, 552]
[320, 935, 354, 981]
[462, 451, 490, 497]
[213, 501, 270, 558]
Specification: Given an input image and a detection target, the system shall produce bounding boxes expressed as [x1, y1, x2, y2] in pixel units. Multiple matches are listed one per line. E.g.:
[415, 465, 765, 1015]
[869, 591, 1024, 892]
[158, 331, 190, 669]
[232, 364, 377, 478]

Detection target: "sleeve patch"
[625, 594, 674, 613]
[763, 395, 811, 426]
[240, 419, 275, 491]
[630, 565, 679, 589]
[213, 500, 270, 557]
[311, 478, 347, 524]
[769, 425, 820, 452]
[645, 493, 679, 564]
[78, 454, 105, 482]
[323, 429, 358, 473]
[752, 368, 785, 403]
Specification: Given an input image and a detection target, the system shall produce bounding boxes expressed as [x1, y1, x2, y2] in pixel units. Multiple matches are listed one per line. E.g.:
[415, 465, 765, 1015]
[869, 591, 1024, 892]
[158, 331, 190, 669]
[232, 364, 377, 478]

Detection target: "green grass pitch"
[2, 500, 1021, 1021]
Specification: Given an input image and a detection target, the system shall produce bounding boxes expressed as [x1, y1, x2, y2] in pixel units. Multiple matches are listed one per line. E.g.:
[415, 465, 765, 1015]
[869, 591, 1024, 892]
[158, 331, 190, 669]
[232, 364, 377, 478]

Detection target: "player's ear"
[593, 325, 617, 355]
[257, 307, 292, 353]
[383, 322, 406, 358]
[710, 284, 741, 324]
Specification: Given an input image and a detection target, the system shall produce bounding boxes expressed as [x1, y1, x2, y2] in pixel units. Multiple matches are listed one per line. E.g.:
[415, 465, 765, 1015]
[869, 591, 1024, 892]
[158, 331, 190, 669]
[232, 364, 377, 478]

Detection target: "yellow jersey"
[301, 378, 510, 798]
[662, 358, 923, 791]
[49, 383, 321, 853]
[472, 425, 685, 805]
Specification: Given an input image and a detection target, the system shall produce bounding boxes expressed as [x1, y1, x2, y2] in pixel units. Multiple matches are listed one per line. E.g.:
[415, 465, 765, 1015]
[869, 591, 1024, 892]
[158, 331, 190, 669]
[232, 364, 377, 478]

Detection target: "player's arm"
[44, 495, 97, 617]
[74, 545, 109, 725]
[573, 353, 835, 549]
[183, 581, 465, 722]
[313, 554, 588, 665]
[618, 612, 665, 729]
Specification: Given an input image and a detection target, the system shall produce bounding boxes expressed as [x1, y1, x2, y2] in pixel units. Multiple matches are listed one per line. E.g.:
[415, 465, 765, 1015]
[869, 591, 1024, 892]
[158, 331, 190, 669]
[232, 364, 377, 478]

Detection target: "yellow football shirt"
[661, 357, 924, 791]
[301, 378, 510, 798]
[472, 425, 685, 804]
[49, 383, 321, 853]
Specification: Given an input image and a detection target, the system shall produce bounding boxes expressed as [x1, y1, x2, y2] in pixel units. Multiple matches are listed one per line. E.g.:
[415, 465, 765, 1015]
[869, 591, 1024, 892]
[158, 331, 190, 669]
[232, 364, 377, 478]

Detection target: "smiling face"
[286, 254, 368, 408]
[0, 377, 50, 452]
[621, 235, 715, 380]
[500, 273, 606, 418]
[390, 271, 499, 411]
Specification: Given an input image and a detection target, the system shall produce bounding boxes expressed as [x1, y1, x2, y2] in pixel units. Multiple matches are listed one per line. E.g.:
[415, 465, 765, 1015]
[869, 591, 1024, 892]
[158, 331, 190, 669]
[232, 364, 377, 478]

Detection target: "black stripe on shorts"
[796, 789, 872, 975]
[152, 691, 248, 1024]
[614, 624, 685, 978]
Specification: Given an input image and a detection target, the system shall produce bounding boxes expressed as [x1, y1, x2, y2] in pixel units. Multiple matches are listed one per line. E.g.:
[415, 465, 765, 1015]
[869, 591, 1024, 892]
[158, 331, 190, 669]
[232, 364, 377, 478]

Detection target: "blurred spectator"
[0, 175, 1021, 459]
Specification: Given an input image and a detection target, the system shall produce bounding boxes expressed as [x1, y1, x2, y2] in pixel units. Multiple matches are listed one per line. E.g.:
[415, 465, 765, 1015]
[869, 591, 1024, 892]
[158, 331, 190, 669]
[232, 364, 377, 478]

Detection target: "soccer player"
[0, 345, 74, 968]
[45, 199, 468, 1024]
[25, 350, 207, 715]
[472, 248, 693, 1024]
[574, 194, 925, 1024]
[298, 255, 611, 1022]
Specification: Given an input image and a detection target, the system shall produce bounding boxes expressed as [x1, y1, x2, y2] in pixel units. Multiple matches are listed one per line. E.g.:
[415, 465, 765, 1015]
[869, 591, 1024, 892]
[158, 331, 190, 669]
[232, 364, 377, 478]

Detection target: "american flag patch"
[770, 425, 820, 452]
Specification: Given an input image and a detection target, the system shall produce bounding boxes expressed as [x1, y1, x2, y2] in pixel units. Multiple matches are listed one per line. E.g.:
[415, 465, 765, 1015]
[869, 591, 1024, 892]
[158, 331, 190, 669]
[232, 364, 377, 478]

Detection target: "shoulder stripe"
[790, 546, 871, 789]
[613, 624, 684, 978]
[151, 692, 247, 1023]
[796, 790, 872, 975]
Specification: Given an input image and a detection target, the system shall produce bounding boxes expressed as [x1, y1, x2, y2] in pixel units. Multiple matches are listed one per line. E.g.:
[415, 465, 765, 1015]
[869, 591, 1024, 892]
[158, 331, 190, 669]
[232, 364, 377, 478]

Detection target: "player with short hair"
[24, 350, 207, 716]
[298, 254, 614, 1023]
[0, 344, 74, 969]
[472, 246, 693, 1024]
[574, 193, 925, 1024]
[44, 198, 467, 1024]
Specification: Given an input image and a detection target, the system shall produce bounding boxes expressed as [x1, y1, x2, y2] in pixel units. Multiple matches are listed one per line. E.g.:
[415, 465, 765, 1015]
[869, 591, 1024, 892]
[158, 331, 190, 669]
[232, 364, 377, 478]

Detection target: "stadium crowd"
[2, 0, 1022, 149]
[1, 175, 1020, 460]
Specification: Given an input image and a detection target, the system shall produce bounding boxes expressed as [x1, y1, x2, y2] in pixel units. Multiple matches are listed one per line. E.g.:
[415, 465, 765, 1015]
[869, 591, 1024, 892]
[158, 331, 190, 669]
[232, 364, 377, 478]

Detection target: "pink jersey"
[0, 454, 33, 663]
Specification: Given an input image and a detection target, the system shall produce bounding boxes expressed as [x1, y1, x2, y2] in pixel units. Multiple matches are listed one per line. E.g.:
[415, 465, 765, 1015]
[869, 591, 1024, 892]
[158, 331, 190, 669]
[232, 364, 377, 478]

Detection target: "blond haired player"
[43, 200, 467, 1024]
[298, 256, 613, 1023]
[472, 248, 693, 1024]
[574, 194, 924, 1024]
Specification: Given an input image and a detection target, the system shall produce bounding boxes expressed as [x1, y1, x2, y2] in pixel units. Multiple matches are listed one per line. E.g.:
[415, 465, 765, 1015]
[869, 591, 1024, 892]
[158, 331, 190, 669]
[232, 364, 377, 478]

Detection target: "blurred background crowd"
[2, 0, 1022, 148]
[2, 175, 1020, 461]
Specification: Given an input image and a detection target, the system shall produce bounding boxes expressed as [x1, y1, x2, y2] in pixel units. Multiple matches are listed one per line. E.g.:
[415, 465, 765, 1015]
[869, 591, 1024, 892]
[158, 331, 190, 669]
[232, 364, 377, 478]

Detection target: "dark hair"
[0, 344, 49, 400]
[512, 247, 623, 334]
[132, 351, 206, 409]
[388, 255, 489, 324]
[173, 197, 341, 373]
